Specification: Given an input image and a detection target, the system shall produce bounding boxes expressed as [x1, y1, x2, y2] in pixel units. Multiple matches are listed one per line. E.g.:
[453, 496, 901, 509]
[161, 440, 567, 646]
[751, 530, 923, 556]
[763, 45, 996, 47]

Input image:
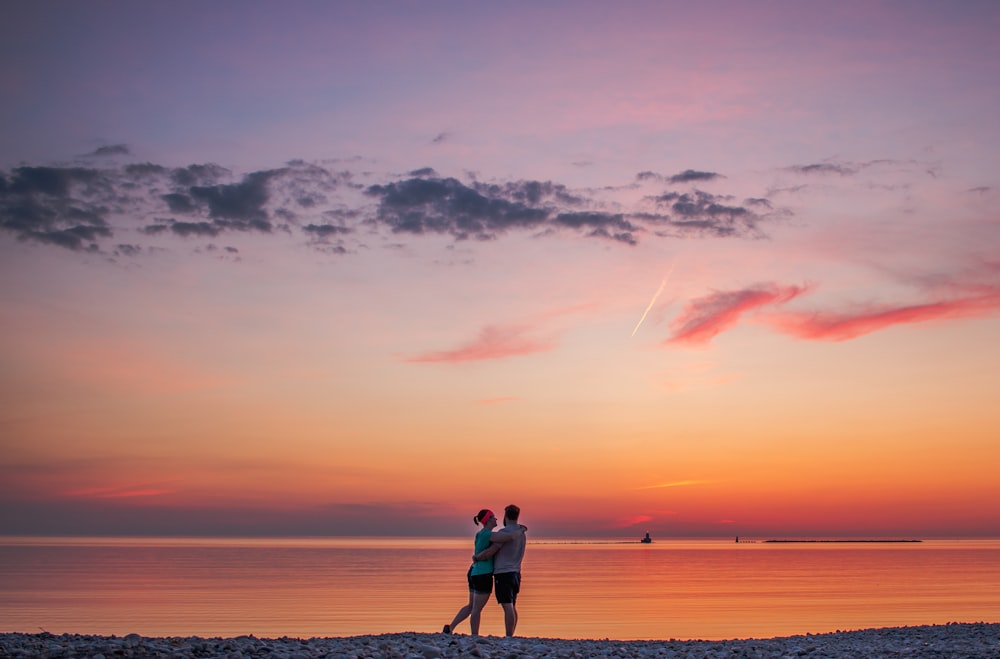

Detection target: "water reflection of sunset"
[2, 538, 997, 640]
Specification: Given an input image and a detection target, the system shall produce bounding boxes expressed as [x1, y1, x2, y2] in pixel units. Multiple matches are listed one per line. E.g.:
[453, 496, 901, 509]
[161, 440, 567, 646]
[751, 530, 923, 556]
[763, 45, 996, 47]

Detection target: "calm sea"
[1, 537, 998, 641]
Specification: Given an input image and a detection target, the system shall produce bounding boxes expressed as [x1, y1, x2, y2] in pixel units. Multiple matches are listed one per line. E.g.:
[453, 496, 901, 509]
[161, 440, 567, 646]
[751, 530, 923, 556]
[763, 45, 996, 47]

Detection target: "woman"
[442, 509, 496, 636]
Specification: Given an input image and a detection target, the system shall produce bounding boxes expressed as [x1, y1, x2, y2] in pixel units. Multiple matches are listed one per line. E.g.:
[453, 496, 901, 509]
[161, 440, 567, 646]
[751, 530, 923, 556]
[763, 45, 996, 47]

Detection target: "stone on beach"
[1, 623, 998, 658]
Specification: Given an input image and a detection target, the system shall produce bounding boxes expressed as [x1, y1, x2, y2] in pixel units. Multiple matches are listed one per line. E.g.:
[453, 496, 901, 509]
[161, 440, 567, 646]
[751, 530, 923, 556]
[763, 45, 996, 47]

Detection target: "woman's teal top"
[469, 528, 494, 576]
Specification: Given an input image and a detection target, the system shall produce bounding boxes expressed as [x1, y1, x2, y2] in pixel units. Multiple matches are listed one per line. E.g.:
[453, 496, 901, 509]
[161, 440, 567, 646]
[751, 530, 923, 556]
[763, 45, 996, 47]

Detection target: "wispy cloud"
[668, 169, 723, 184]
[637, 169, 723, 184]
[667, 284, 810, 346]
[767, 290, 1000, 341]
[635, 480, 712, 490]
[63, 483, 176, 499]
[402, 324, 556, 363]
[613, 514, 653, 528]
[643, 189, 769, 238]
[782, 158, 936, 180]
[86, 144, 131, 158]
[665, 273, 1000, 346]
[786, 163, 859, 176]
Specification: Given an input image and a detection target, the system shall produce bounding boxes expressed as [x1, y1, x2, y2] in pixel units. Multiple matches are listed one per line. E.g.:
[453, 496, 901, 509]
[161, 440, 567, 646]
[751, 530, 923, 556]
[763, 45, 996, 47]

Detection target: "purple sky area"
[2, 1, 999, 538]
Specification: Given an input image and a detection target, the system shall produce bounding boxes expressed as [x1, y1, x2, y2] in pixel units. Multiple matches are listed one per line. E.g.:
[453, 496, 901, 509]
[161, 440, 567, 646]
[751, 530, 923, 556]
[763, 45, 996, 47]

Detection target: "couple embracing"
[443, 504, 526, 637]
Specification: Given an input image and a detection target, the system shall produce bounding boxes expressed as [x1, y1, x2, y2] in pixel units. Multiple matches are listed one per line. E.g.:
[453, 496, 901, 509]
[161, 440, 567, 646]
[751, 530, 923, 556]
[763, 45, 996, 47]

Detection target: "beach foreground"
[2, 623, 998, 658]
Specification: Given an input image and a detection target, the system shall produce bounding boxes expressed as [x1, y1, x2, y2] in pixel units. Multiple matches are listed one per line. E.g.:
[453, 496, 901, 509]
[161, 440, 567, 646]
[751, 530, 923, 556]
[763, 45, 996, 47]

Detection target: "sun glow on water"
[1, 537, 997, 641]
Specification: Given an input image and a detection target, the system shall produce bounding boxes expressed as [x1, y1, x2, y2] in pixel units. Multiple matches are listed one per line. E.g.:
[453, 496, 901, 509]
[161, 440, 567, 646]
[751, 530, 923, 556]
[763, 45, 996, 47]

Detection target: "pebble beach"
[2, 623, 998, 658]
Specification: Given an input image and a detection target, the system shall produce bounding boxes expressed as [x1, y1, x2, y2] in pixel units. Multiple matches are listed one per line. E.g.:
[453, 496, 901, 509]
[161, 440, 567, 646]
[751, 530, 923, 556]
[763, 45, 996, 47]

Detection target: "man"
[474, 504, 526, 637]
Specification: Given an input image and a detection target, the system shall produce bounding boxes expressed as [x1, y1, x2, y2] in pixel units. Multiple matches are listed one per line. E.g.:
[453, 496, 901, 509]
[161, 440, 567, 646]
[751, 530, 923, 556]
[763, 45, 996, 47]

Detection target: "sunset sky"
[2, 1, 998, 539]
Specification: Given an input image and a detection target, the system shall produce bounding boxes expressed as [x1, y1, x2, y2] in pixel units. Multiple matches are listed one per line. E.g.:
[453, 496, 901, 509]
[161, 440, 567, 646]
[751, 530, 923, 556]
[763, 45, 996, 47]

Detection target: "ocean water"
[1, 537, 998, 641]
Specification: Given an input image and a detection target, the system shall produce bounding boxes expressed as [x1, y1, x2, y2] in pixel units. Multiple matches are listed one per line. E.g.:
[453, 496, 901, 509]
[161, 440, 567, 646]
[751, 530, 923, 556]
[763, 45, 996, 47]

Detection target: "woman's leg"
[469, 591, 491, 636]
[446, 590, 475, 632]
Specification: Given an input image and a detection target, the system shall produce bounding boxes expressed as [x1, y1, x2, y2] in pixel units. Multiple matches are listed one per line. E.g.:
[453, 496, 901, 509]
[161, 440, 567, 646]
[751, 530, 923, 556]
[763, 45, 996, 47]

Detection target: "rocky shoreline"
[2, 622, 997, 658]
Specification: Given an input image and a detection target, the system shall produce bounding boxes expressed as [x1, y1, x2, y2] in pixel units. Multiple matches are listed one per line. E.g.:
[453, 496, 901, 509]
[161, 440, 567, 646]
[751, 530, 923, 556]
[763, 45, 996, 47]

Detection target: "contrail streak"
[631, 264, 674, 337]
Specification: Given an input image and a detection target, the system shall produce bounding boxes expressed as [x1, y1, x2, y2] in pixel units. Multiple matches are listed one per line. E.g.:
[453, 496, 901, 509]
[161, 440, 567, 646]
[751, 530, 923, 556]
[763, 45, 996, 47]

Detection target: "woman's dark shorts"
[468, 572, 494, 595]
[494, 571, 520, 604]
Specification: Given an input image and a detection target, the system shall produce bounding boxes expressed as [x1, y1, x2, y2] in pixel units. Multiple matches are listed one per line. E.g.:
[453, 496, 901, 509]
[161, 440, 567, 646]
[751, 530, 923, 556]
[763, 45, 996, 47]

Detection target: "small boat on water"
[640, 532, 652, 543]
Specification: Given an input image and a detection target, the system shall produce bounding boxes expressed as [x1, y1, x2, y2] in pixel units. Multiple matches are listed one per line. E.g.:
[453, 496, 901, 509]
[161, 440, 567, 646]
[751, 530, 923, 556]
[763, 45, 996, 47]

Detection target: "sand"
[2, 622, 998, 658]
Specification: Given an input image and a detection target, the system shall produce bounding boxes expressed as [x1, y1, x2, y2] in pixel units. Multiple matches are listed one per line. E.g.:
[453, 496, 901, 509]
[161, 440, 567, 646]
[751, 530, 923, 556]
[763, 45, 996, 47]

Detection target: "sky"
[1, 0, 999, 539]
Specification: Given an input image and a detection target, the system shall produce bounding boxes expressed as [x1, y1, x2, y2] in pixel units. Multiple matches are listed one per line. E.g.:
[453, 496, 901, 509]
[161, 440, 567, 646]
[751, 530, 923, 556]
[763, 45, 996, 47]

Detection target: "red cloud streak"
[614, 515, 654, 529]
[769, 291, 1000, 341]
[668, 284, 809, 346]
[404, 325, 555, 363]
[64, 485, 175, 499]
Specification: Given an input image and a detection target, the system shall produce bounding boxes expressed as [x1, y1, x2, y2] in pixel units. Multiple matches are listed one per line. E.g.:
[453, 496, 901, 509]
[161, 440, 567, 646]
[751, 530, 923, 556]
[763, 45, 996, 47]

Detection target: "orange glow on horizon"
[2, 0, 1000, 545]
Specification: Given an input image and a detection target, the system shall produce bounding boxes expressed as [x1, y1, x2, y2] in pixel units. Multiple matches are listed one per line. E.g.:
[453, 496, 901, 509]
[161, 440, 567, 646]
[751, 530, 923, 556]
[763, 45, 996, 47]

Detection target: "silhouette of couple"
[442, 504, 526, 637]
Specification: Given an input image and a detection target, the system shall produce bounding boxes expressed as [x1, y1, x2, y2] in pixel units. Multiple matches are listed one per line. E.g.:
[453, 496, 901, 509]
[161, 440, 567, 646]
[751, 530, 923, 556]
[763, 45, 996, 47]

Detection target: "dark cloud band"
[1, 158, 784, 254]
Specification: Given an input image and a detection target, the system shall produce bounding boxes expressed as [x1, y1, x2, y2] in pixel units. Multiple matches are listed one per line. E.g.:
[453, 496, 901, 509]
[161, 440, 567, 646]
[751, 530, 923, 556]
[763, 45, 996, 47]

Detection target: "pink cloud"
[614, 515, 654, 529]
[667, 284, 809, 346]
[768, 291, 1000, 341]
[404, 325, 556, 363]
[635, 480, 711, 490]
[64, 484, 175, 499]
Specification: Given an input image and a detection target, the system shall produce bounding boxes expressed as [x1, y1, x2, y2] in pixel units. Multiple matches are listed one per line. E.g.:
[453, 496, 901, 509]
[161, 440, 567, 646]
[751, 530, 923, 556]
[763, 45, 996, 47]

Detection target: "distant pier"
[732, 536, 923, 544]
[763, 539, 922, 543]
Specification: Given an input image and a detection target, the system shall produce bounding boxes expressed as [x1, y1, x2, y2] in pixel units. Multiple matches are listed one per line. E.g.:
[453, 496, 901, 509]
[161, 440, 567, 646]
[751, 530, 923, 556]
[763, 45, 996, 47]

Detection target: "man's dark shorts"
[468, 572, 493, 595]
[494, 571, 520, 604]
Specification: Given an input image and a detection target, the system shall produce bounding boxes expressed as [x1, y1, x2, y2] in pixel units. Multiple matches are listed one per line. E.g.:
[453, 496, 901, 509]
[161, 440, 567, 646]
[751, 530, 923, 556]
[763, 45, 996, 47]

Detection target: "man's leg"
[501, 602, 517, 636]
[495, 572, 520, 636]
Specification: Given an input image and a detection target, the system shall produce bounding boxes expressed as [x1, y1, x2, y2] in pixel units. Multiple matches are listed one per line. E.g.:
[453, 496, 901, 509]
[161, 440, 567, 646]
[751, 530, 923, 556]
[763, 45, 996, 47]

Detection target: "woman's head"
[474, 509, 495, 526]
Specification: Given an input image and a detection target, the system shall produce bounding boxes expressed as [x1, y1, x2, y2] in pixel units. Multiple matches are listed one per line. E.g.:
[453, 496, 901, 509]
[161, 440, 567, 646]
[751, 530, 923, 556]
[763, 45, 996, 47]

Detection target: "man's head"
[504, 504, 520, 523]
